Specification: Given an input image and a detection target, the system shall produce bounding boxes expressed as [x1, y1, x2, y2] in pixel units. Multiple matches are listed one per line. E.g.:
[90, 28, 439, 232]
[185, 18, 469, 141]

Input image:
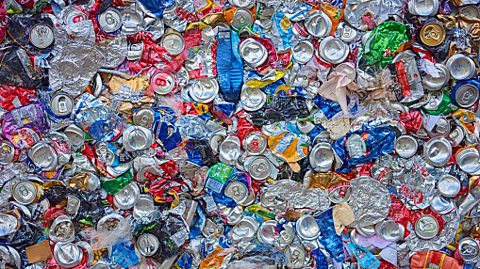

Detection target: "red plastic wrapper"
[0, 85, 36, 111]
[399, 111, 423, 133]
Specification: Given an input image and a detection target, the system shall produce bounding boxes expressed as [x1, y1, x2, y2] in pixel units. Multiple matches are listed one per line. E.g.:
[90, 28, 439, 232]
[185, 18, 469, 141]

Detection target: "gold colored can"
[420, 22, 446, 47]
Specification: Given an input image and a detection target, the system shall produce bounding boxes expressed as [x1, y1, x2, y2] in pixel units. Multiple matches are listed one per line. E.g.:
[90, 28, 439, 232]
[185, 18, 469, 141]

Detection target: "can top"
[29, 23, 55, 49]
[12, 181, 37, 205]
[50, 93, 74, 117]
[239, 38, 268, 68]
[295, 214, 321, 241]
[419, 22, 445, 47]
[54, 242, 83, 268]
[136, 233, 161, 257]
[161, 32, 185, 56]
[98, 8, 123, 33]
[414, 215, 439, 240]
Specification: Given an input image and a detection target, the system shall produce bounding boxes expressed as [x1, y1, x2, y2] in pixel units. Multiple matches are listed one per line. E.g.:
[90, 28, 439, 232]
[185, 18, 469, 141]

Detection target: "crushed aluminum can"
[243, 131, 267, 155]
[64, 124, 85, 147]
[423, 137, 452, 167]
[136, 233, 161, 257]
[414, 215, 439, 240]
[231, 216, 259, 243]
[318, 36, 350, 64]
[229, 0, 255, 8]
[53, 242, 84, 268]
[50, 93, 74, 117]
[113, 182, 140, 210]
[422, 63, 449, 91]
[292, 40, 314, 64]
[305, 11, 332, 38]
[49, 216, 75, 243]
[97, 214, 125, 232]
[446, 54, 476, 81]
[133, 108, 156, 129]
[239, 38, 268, 68]
[437, 175, 461, 198]
[458, 237, 480, 264]
[126, 43, 144, 61]
[419, 21, 445, 47]
[295, 214, 321, 241]
[122, 125, 154, 152]
[29, 23, 55, 49]
[451, 80, 480, 108]
[285, 243, 310, 269]
[0, 141, 17, 165]
[309, 142, 334, 172]
[408, 0, 439, 16]
[219, 136, 242, 165]
[160, 31, 185, 56]
[375, 219, 405, 242]
[28, 142, 58, 171]
[12, 181, 39, 205]
[426, 117, 451, 137]
[0, 212, 19, 237]
[221, 205, 244, 226]
[240, 87, 267, 111]
[455, 147, 480, 174]
[231, 9, 254, 31]
[244, 155, 273, 181]
[336, 21, 359, 43]
[224, 181, 249, 204]
[189, 78, 219, 103]
[133, 194, 155, 219]
[449, 125, 465, 146]
[257, 220, 278, 245]
[430, 194, 455, 215]
[395, 135, 418, 159]
[151, 72, 177, 95]
[66, 195, 81, 217]
[98, 8, 123, 34]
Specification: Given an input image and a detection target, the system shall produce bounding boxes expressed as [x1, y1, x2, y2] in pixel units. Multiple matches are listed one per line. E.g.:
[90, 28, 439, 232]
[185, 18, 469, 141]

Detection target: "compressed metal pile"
[1, 0, 480, 268]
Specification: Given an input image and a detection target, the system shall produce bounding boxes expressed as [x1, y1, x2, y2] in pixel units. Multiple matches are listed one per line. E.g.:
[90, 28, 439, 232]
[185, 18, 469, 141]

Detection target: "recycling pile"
[2, 0, 480, 268]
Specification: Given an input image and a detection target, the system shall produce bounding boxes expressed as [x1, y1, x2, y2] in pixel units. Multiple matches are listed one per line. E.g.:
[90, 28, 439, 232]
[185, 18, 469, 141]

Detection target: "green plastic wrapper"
[363, 22, 410, 68]
[101, 169, 134, 195]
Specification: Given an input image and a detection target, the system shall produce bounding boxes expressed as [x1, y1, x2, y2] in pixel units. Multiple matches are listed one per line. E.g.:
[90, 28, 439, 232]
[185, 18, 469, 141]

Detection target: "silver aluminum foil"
[347, 176, 391, 227]
[262, 179, 330, 214]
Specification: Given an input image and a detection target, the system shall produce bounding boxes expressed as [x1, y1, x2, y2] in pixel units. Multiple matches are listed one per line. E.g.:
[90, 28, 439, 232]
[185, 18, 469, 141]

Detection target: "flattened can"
[285, 243, 310, 269]
[422, 63, 449, 91]
[318, 36, 349, 64]
[244, 155, 272, 181]
[0, 141, 17, 165]
[136, 233, 161, 257]
[295, 214, 321, 241]
[305, 11, 332, 38]
[309, 142, 334, 172]
[395, 135, 418, 159]
[122, 125, 154, 152]
[458, 237, 480, 264]
[446, 54, 476, 81]
[231, 9, 254, 31]
[54, 242, 84, 268]
[49, 215, 75, 242]
[113, 182, 140, 210]
[437, 175, 461, 198]
[28, 142, 58, 171]
[414, 215, 439, 240]
[451, 79, 480, 108]
[98, 7, 123, 34]
[419, 22, 445, 47]
[12, 181, 40, 205]
[133, 108, 156, 129]
[29, 23, 55, 49]
[257, 220, 278, 245]
[189, 78, 219, 103]
[50, 93, 74, 117]
[423, 137, 452, 167]
[160, 31, 185, 56]
[239, 38, 268, 68]
[292, 40, 314, 64]
[243, 131, 267, 155]
[224, 181, 249, 204]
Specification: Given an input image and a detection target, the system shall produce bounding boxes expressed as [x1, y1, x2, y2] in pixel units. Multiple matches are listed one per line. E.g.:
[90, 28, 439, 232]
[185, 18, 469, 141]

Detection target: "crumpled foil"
[49, 18, 126, 96]
[263, 179, 330, 214]
[348, 176, 391, 227]
[372, 155, 439, 210]
[405, 208, 460, 251]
